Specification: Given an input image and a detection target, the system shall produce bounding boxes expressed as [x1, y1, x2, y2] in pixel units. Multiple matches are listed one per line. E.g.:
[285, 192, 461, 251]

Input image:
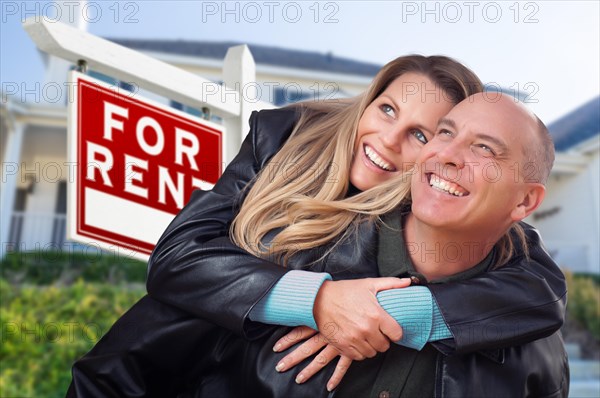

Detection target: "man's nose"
[435, 142, 465, 170]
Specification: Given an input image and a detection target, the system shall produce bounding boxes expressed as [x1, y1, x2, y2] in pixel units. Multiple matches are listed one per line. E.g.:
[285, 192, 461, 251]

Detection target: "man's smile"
[427, 173, 470, 197]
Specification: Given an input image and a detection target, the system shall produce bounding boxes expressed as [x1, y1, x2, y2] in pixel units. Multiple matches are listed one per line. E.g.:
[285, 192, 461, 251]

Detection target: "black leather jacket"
[69, 108, 568, 397]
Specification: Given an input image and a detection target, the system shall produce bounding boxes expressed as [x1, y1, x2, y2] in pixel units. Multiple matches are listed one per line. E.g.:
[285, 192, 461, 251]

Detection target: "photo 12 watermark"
[400, 1, 540, 24]
[200, 1, 340, 24]
[1, 1, 140, 24]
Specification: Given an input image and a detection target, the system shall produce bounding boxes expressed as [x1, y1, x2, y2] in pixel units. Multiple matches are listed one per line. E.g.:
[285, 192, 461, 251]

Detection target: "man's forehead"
[441, 94, 531, 136]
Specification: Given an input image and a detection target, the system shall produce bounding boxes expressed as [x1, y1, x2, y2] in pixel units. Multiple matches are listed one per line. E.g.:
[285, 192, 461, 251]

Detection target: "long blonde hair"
[232, 55, 484, 265]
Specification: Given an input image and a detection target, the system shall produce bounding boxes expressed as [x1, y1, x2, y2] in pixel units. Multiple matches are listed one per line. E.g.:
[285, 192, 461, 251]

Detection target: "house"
[526, 96, 600, 274]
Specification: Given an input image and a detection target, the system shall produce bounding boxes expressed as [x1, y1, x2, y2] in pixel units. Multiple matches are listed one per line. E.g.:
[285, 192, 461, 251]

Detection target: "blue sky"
[1, 0, 599, 124]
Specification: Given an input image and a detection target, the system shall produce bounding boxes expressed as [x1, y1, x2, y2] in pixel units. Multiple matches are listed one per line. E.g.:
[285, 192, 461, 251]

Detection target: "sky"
[1, 0, 599, 125]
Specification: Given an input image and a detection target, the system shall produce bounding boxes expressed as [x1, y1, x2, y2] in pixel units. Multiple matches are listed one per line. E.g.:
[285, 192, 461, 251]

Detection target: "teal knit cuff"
[249, 270, 332, 330]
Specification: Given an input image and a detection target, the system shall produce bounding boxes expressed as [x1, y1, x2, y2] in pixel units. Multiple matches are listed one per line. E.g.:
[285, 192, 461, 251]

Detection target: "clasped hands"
[271, 277, 411, 391]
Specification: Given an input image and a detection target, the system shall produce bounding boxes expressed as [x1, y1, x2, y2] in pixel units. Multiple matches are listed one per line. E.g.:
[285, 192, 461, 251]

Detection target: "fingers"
[378, 311, 403, 343]
[365, 331, 391, 353]
[327, 356, 353, 392]
[316, 322, 375, 361]
[370, 277, 412, 293]
[273, 326, 317, 352]
[294, 345, 341, 385]
[275, 333, 327, 372]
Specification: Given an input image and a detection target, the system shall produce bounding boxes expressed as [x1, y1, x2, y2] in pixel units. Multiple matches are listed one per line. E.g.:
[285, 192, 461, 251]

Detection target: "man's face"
[410, 93, 543, 238]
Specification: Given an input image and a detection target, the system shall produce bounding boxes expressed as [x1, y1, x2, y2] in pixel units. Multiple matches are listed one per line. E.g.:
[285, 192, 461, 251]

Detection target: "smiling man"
[405, 92, 549, 281]
[272, 92, 568, 397]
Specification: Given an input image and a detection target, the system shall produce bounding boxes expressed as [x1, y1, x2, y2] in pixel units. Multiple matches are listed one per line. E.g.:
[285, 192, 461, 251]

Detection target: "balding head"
[463, 93, 555, 184]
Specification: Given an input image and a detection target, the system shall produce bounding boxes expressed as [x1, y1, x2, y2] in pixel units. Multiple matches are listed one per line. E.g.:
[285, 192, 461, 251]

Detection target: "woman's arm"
[248, 224, 565, 355]
[146, 107, 300, 339]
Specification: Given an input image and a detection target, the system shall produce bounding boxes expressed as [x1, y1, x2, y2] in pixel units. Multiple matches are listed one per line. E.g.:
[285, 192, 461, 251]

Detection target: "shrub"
[0, 250, 147, 285]
[565, 271, 600, 341]
[0, 278, 145, 397]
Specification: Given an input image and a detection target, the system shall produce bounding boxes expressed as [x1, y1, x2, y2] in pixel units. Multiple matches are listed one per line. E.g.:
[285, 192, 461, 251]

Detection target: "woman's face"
[350, 72, 455, 191]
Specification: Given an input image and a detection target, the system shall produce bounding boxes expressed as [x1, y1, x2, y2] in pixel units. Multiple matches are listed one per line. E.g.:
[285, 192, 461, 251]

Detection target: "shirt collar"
[377, 208, 495, 285]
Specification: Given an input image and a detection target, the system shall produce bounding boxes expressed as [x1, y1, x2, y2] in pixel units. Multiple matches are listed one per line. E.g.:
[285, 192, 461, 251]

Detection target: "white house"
[526, 96, 600, 274]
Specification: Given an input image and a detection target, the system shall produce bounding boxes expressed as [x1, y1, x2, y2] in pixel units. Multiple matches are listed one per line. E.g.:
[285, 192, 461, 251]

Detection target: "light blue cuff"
[248, 270, 332, 330]
[377, 286, 452, 351]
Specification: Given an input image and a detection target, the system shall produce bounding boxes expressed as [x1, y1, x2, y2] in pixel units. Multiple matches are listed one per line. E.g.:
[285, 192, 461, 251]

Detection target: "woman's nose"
[379, 125, 405, 153]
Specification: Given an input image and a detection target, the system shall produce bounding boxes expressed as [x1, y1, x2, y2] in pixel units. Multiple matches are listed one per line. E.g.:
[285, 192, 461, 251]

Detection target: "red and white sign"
[67, 72, 223, 260]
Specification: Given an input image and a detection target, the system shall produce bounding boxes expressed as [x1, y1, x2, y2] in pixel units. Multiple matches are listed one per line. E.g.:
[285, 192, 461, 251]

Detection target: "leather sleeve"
[146, 107, 301, 339]
[67, 296, 201, 397]
[429, 223, 567, 354]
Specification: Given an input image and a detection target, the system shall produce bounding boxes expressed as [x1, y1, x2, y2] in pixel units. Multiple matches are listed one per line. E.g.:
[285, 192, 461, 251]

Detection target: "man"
[68, 94, 567, 397]
[254, 92, 568, 397]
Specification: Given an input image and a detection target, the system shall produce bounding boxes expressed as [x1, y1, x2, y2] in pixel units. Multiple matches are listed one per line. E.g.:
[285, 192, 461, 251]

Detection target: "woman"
[69, 55, 566, 397]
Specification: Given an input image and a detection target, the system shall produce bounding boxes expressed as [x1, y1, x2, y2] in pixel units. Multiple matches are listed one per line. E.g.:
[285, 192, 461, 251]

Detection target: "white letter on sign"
[136, 116, 165, 156]
[86, 142, 114, 187]
[158, 166, 184, 209]
[124, 154, 148, 198]
[103, 101, 128, 141]
[175, 128, 200, 171]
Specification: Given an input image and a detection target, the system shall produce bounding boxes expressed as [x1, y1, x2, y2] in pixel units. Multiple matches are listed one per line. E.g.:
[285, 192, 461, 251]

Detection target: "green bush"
[565, 271, 600, 341]
[0, 278, 145, 397]
[1, 250, 147, 285]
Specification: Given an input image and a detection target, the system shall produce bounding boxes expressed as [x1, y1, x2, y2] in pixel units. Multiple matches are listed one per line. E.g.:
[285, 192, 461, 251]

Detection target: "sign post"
[67, 72, 223, 260]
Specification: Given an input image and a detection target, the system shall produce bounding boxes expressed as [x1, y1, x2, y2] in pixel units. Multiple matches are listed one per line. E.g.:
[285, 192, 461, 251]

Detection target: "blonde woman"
[69, 56, 566, 397]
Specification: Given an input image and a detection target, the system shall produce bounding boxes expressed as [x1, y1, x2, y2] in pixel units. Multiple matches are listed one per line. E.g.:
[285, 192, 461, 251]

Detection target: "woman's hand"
[273, 326, 353, 392]
[312, 277, 411, 360]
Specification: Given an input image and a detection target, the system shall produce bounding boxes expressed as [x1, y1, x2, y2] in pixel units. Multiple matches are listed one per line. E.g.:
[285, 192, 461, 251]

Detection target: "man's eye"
[380, 104, 395, 117]
[437, 129, 453, 139]
[472, 144, 496, 157]
[412, 130, 428, 144]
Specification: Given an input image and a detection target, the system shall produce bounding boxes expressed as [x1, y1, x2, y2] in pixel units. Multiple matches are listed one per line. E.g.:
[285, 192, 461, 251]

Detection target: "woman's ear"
[511, 183, 546, 222]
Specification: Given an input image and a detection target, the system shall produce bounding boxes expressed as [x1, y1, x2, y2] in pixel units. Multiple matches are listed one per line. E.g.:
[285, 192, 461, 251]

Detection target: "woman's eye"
[380, 104, 395, 117]
[412, 130, 428, 144]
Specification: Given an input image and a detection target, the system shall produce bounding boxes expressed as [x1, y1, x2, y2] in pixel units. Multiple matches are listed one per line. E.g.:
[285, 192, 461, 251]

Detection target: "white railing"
[7, 211, 67, 251]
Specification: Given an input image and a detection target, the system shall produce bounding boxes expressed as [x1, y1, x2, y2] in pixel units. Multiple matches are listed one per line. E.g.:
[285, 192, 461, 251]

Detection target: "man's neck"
[403, 213, 499, 281]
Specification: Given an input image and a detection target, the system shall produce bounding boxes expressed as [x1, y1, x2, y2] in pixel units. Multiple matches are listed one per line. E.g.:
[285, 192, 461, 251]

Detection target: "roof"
[548, 96, 600, 151]
[108, 38, 381, 77]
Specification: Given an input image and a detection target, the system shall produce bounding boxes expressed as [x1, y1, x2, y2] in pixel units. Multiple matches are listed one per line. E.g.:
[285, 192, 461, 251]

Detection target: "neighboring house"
[526, 96, 600, 274]
[0, 37, 378, 256]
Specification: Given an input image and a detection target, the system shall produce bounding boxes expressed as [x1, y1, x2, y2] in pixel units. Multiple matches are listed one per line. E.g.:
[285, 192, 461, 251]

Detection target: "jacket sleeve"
[429, 223, 567, 354]
[146, 108, 300, 339]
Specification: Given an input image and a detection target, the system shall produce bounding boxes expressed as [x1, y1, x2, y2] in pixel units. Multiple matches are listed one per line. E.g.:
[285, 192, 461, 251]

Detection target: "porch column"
[1, 122, 25, 257]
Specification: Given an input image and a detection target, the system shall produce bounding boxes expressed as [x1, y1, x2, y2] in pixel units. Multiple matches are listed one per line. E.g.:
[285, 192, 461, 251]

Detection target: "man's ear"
[511, 183, 546, 222]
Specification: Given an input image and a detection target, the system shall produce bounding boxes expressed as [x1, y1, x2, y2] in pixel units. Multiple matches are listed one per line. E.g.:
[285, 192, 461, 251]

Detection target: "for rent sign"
[67, 72, 223, 260]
